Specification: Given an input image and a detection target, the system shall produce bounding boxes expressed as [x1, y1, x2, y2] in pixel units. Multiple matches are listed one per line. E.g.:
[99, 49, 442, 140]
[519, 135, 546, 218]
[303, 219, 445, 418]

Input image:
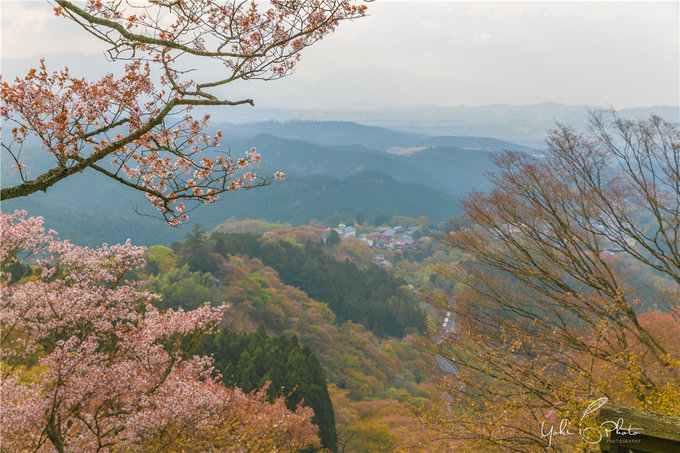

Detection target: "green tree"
[197, 326, 338, 452]
[391, 215, 416, 227]
[176, 224, 218, 273]
[415, 216, 430, 228]
[146, 264, 217, 311]
[144, 245, 177, 275]
[328, 229, 341, 245]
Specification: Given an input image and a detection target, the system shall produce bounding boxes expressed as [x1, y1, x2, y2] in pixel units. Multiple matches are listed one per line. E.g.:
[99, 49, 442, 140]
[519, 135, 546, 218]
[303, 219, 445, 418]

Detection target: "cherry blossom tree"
[1, 0, 367, 224]
[0, 210, 321, 452]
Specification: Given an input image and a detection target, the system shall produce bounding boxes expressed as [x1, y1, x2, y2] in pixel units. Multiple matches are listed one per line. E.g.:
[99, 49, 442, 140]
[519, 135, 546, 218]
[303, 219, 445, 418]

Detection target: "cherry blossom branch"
[2, 0, 366, 224]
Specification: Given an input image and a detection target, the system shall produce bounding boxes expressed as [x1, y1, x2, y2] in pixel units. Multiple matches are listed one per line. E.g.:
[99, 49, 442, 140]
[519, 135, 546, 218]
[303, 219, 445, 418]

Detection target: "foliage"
[145, 223, 441, 449]
[149, 240, 432, 384]
[329, 385, 447, 453]
[372, 212, 389, 226]
[216, 257, 436, 447]
[147, 263, 219, 311]
[0, 211, 321, 452]
[176, 224, 220, 273]
[215, 217, 290, 235]
[425, 111, 680, 451]
[144, 244, 177, 274]
[327, 229, 341, 245]
[1, 0, 366, 223]
[207, 231, 427, 337]
[196, 325, 338, 452]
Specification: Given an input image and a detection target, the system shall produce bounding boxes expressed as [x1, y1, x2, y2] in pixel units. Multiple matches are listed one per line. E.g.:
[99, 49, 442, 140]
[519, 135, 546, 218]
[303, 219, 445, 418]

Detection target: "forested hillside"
[139, 223, 443, 451]
[3, 163, 461, 246]
[197, 231, 427, 337]
[196, 326, 337, 451]
[6, 115, 679, 451]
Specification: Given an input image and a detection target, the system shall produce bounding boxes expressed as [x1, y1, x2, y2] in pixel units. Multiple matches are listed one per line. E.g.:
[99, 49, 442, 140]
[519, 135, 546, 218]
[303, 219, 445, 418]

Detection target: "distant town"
[320, 223, 420, 268]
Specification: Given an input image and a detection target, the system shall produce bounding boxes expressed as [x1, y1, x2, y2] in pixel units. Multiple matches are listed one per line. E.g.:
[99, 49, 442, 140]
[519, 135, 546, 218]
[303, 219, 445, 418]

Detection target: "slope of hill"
[202, 231, 427, 337]
[215, 170, 462, 226]
[142, 237, 441, 451]
[3, 167, 461, 246]
[195, 326, 338, 451]
[204, 134, 502, 195]
[2, 196, 186, 246]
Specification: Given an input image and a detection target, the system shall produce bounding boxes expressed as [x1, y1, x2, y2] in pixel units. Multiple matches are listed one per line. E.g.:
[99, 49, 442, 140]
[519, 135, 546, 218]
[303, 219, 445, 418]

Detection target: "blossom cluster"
[1, 61, 277, 224]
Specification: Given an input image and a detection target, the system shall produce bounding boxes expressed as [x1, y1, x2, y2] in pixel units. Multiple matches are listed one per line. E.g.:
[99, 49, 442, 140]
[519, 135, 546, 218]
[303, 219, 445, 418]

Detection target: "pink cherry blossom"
[1, 211, 321, 452]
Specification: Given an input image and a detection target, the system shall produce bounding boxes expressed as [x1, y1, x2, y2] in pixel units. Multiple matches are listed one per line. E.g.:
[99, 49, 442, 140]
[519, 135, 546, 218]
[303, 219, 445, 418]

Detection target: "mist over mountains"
[4, 120, 518, 245]
[210, 120, 538, 153]
[203, 103, 679, 149]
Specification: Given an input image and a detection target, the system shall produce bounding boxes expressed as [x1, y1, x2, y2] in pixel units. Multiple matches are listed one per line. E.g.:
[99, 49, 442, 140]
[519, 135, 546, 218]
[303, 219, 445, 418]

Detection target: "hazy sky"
[2, 0, 679, 109]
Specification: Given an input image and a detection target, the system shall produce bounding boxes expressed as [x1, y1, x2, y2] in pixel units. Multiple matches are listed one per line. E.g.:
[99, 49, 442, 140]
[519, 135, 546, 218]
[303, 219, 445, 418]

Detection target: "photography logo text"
[540, 397, 643, 447]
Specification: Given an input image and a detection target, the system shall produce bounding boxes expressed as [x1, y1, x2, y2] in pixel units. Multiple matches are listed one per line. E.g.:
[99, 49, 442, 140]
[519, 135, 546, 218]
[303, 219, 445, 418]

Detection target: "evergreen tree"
[197, 327, 338, 452]
[177, 224, 218, 273]
[327, 212, 342, 227]
[328, 229, 341, 245]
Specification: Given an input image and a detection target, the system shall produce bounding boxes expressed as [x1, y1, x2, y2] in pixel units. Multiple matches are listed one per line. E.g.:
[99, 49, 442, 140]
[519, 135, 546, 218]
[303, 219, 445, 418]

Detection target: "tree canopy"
[183, 230, 428, 337]
[196, 325, 338, 452]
